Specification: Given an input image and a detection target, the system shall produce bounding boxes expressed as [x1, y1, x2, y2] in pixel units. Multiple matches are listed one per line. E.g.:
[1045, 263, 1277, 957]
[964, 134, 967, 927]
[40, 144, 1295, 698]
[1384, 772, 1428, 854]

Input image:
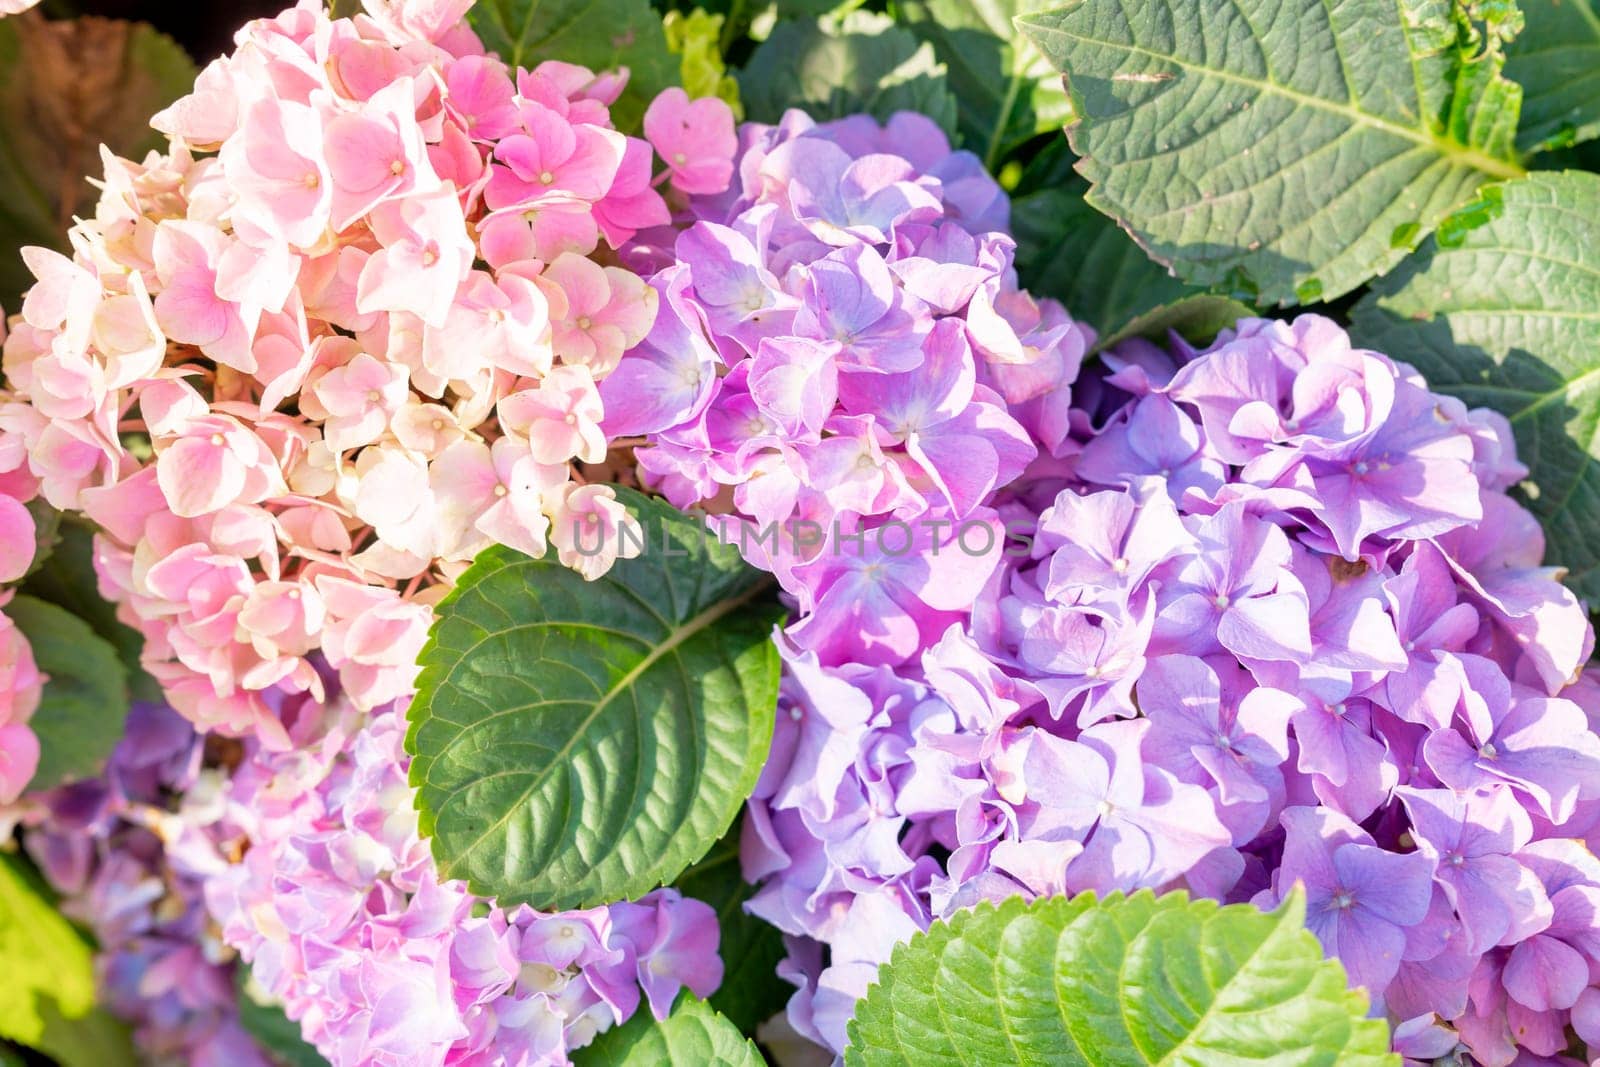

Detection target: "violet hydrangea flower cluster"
[0, 0, 738, 746]
[203, 682, 724, 1066]
[606, 108, 1092, 667]
[725, 315, 1600, 1064]
[14, 702, 268, 1066]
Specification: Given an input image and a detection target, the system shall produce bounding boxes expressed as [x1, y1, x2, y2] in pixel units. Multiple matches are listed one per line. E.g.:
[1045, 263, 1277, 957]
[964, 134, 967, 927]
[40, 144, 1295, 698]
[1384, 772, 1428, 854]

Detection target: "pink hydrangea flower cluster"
[0, 0, 736, 746]
[727, 316, 1600, 1063]
[606, 108, 1091, 668]
[204, 680, 724, 1067]
[17, 702, 269, 1066]
[0, 365, 43, 804]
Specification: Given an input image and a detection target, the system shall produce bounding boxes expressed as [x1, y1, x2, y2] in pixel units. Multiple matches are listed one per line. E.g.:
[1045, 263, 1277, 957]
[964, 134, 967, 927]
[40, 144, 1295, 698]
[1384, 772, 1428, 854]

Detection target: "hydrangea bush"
[4, 0, 1600, 1065]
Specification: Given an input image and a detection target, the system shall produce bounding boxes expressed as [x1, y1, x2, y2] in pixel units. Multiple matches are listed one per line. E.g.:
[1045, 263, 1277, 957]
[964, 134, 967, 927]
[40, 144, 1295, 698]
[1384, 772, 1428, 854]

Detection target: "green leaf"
[1017, 0, 1527, 307]
[407, 488, 782, 911]
[1011, 180, 1193, 338]
[578, 996, 765, 1066]
[664, 10, 742, 115]
[671, 819, 790, 1033]
[467, 0, 677, 130]
[894, 0, 1072, 169]
[1351, 169, 1600, 602]
[0, 852, 138, 1067]
[1091, 294, 1256, 355]
[1506, 0, 1600, 153]
[844, 889, 1396, 1067]
[20, 520, 159, 704]
[235, 966, 330, 1067]
[737, 11, 958, 135]
[0, 14, 194, 309]
[6, 595, 129, 790]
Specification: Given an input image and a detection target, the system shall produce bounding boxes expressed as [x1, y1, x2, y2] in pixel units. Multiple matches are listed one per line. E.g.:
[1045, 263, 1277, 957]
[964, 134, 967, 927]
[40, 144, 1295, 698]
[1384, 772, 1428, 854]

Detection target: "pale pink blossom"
[549, 484, 641, 580]
[498, 364, 607, 464]
[542, 254, 656, 376]
[422, 269, 552, 380]
[0, 494, 35, 584]
[306, 351, 409, 452]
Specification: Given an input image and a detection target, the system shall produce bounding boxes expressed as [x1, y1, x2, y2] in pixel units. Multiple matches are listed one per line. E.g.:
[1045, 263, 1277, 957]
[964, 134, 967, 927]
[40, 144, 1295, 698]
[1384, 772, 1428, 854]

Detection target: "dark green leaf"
[7, 595, 129, 789]
[20, 520, 159, 704]
[738, 11, 957, 135]
[0, 14, 194, 309]
[578, 995, 764, 1065]
[0, 852, 138, 1067]
[1017, 0, 1527, 306]
[1506, 0, 1600, 153]
[235, 967, 329, 1067]
[407, 488, 782, 910]
[845, 890, 1395, 1066]
[672, 819, 790, 1033]
[1011, 180, 1192, 339]
[1091, 294, 1255, 354]
[894, 0, 1071, 168]
[467, 0, 677, 130]
[1352, 169, 1600, 602]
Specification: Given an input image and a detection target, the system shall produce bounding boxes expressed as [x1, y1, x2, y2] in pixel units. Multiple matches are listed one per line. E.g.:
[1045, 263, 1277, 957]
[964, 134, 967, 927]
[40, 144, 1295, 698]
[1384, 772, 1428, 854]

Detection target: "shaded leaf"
[1352, 170, 1600, 602]
[738, 11, 957, 135]
[671, 820, 790, 1034]
[845, 890, 1395, 1066]
[6, 595, 129, 789]
[1017, 0, 1526, 306]
[0, 852, 137, 1067]
[578, 996, 764, 1066]
[1506, 0, 1600, 153]
[1011, 180, 1192, 338]
[20, 519, 159, 704]
[895, 0, 1072, 168]
[235, 967, 329, 1067]
[467, 0, 676, 130]
[407, 488, 782, 910]
[1091, 294, 1256, 354]
[0, 13, 194, 307]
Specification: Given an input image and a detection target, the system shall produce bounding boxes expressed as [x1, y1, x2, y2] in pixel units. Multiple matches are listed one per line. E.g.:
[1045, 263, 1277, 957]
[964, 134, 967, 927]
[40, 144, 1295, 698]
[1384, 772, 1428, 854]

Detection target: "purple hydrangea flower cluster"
[715, 314, 1600, 1063]
[204, 686, 725, 1067]
[17, 702, 268, 1067]
[605, 109, 1091, 667]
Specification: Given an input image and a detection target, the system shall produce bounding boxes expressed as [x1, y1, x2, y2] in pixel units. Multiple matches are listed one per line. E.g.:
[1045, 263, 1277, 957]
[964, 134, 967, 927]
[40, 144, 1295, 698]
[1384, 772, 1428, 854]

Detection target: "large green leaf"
[1017, 0, 1527, 307]
[20, 520, 159, 704]
[0, 14, 194, 309]
[1351, 170, 1600, 602]
[6, 595, 129, 790]
[737, 11, 958, 135]
[1506, 0, 1600, 154]
[845, 890, 1394, 1066]
[407, 488, 782, 910]
[578, 996, 764, 1065]
[467, 0, 676, 130]
[894, 0, 1071, 168]
[0, 853, 138, 1067]
[671, 819, 791, 1034]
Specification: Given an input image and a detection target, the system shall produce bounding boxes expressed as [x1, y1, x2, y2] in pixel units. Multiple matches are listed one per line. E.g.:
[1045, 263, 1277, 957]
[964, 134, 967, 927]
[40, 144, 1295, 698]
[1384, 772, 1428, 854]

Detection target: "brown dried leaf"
[0, 12, 194, 305]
